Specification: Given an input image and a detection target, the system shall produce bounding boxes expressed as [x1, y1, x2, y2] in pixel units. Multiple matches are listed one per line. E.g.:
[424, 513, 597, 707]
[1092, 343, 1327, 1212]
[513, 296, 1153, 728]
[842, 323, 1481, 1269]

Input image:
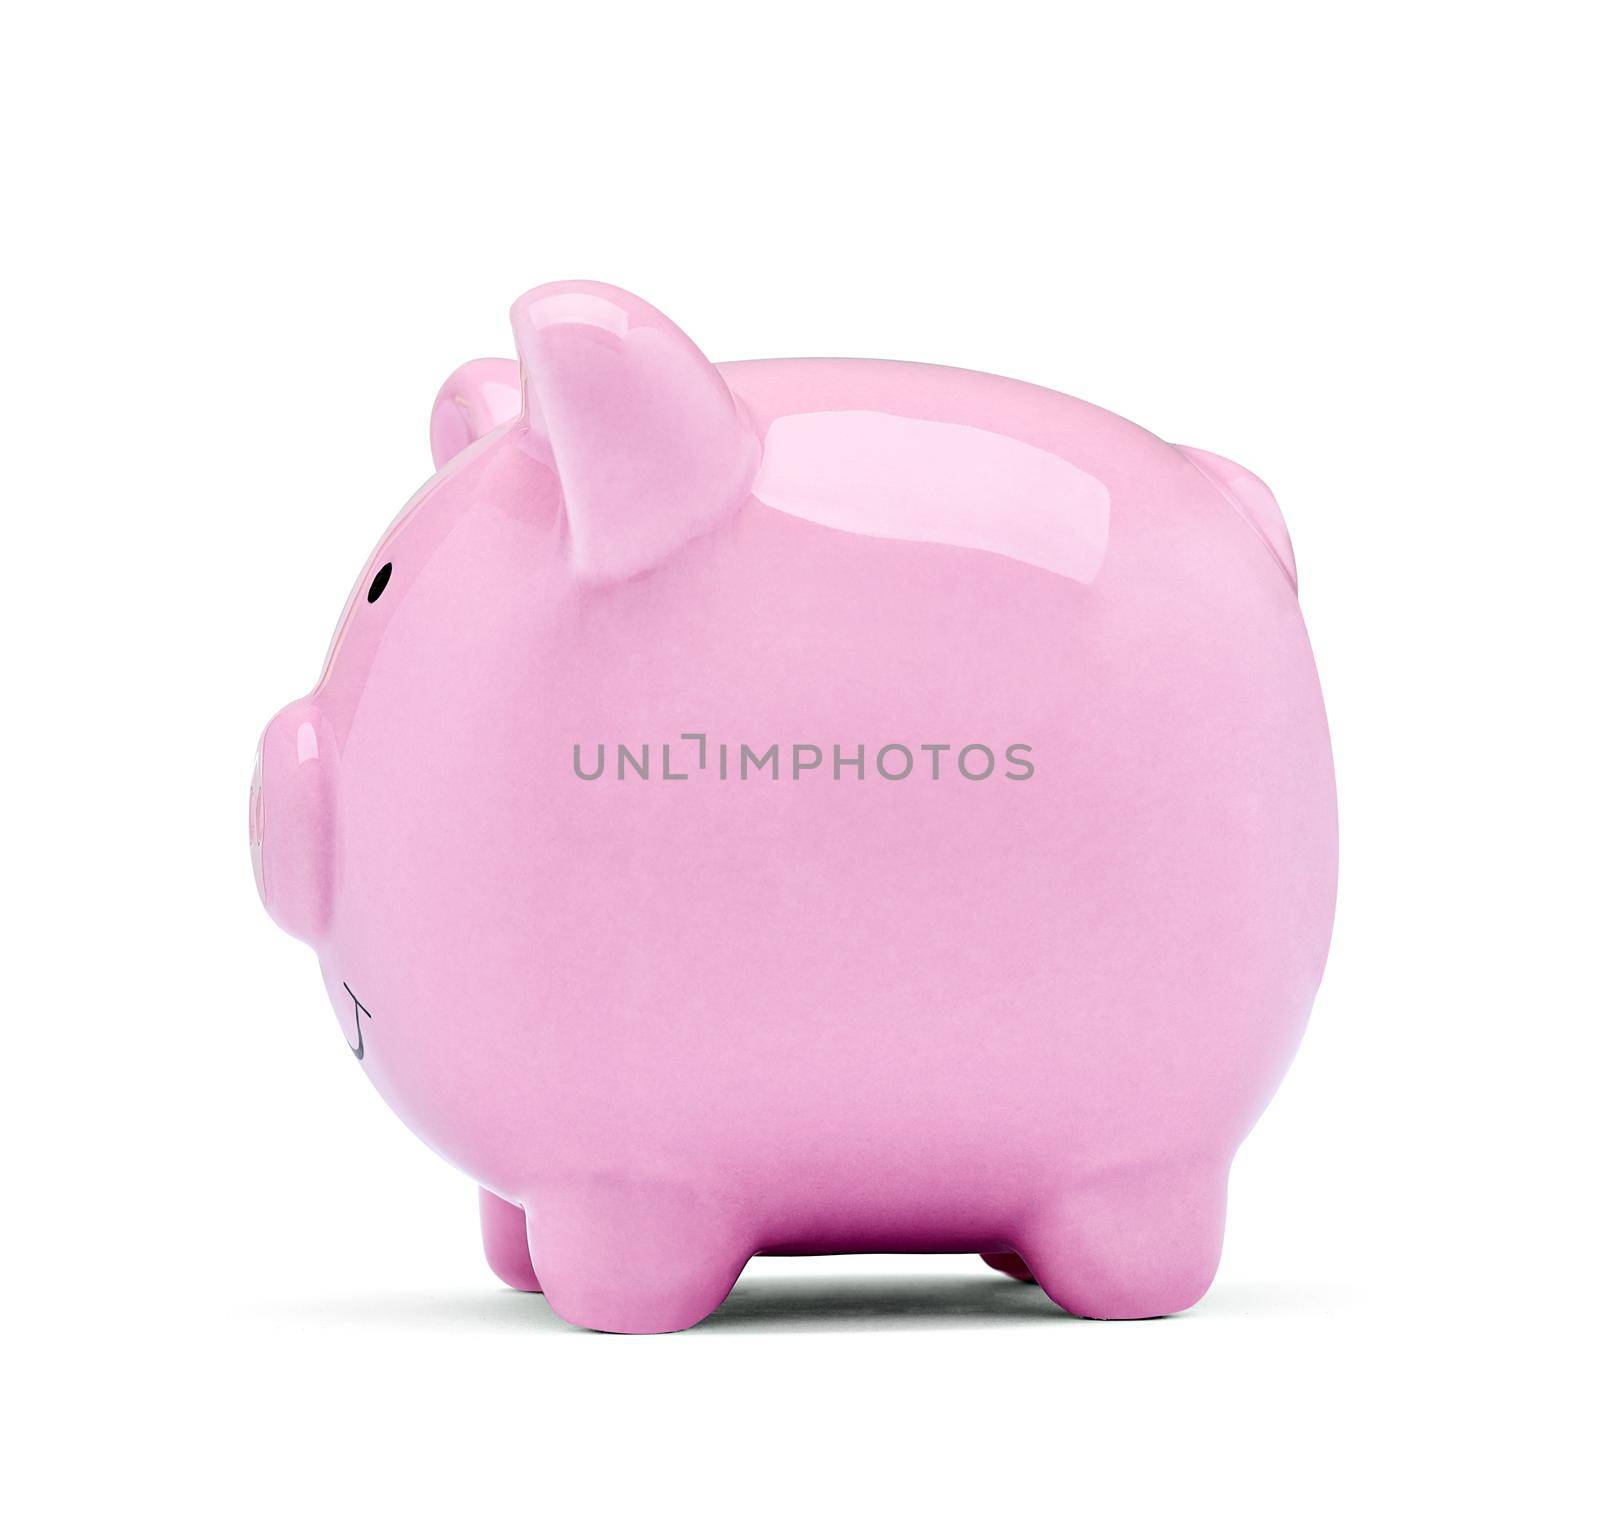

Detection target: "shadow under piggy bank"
[258, 1272, 1331, 1336]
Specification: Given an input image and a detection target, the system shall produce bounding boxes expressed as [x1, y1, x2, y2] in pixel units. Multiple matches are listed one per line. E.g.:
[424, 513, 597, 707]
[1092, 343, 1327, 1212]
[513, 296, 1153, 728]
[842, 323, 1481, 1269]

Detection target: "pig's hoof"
[981, 1252, 1037, 1283]
[479, 1188, 541, 1293]
[526, 1179, 749, 1334]
[1019, 1163, 1228, 1320]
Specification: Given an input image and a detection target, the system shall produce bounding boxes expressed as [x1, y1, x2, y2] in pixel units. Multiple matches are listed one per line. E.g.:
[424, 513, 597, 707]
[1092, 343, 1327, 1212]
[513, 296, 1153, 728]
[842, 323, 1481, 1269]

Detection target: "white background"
[5, 3, 1595, 1508]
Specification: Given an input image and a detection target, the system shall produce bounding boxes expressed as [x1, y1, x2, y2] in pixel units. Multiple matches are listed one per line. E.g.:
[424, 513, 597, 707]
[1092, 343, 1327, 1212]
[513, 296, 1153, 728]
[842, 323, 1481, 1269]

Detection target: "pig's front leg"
[1018, 1160, 1228, 1320]
[981, 1251, 1037, 1283]
[525, 1176, 750, 1334]
[479, 1189, 541, 1292]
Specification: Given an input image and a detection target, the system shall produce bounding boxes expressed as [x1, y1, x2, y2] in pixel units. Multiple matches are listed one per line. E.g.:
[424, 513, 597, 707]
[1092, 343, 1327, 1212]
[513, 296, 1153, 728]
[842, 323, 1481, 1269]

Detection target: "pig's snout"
[252, 699, 336, 944]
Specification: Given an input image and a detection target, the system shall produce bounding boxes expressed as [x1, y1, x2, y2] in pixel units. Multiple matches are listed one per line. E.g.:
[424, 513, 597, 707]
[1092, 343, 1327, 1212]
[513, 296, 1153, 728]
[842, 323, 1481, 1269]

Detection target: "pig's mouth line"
[342, 983, 372, 1061]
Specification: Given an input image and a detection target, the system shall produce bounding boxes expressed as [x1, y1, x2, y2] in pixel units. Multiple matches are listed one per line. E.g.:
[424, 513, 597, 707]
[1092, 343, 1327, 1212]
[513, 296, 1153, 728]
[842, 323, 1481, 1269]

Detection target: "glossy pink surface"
[254, 281, 1336, 1333]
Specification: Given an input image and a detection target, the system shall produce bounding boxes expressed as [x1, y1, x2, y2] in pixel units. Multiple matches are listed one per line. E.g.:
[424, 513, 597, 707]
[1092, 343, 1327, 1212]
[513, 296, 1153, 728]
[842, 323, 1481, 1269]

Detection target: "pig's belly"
[380, 763, 1326, 1242]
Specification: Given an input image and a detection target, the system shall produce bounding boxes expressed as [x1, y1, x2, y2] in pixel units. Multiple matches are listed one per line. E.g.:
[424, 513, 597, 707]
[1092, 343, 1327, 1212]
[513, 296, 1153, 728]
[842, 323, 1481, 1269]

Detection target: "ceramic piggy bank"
[253, 280, 1336, 1333]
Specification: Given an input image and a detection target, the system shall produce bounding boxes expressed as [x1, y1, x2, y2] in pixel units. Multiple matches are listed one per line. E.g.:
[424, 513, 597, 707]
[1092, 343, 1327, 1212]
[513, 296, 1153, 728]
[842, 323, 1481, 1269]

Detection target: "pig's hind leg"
[479, 1188, 542, 1292]
[1017, 1160, 1227, 1320]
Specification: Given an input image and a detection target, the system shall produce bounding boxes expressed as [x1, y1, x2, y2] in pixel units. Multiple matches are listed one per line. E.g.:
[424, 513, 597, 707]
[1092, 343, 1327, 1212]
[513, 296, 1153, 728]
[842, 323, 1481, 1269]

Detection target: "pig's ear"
[511, 281, 759, 582]
[430, 358, 522, 469]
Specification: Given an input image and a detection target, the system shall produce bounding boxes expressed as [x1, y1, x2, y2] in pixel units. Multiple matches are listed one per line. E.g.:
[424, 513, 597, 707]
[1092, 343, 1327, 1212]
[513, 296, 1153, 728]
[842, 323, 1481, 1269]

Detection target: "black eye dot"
[367, 562, 393, 603]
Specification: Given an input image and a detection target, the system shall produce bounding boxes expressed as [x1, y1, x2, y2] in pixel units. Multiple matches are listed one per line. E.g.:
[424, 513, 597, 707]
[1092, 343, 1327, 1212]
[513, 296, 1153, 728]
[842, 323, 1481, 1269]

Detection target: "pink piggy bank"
[253, 281, 1336, 1333]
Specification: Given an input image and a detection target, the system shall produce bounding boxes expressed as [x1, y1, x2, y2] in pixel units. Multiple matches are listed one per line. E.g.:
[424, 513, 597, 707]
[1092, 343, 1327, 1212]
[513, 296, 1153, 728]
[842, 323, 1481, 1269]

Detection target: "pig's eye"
[367, 562, 393, 603]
